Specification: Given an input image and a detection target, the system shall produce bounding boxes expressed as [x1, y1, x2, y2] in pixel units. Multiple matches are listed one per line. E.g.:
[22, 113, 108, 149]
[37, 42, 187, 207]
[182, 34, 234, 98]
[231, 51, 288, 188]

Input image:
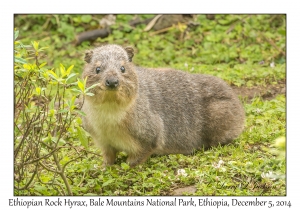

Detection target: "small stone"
[171, 185, 197, 195]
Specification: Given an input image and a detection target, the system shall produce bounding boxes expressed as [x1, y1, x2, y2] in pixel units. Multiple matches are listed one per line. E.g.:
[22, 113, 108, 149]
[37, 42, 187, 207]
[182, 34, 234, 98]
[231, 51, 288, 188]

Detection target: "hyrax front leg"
[101, 146, 117, 166]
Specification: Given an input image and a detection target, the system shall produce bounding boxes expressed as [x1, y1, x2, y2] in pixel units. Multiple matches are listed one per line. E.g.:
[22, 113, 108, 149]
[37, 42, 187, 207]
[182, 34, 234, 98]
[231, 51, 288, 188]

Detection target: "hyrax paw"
[102, 157, 116, 166]
[126, 155, 139, 167]
[126, 155, 149, 167]
[102, 161, 114, 167]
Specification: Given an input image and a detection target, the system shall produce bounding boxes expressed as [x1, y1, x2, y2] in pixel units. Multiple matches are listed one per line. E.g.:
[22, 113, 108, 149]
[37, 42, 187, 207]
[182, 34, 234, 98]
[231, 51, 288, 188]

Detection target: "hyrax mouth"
[86, 75, 120, 93]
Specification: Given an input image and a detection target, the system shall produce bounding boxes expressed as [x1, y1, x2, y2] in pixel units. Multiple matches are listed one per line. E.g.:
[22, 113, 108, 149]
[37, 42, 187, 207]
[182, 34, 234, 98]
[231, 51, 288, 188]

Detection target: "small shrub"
[14, 30, 92, 195]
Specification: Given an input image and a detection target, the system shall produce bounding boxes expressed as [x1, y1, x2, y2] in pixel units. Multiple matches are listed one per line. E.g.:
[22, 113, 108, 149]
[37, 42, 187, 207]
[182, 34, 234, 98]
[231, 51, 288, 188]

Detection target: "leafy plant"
[14, 30, 94, 195]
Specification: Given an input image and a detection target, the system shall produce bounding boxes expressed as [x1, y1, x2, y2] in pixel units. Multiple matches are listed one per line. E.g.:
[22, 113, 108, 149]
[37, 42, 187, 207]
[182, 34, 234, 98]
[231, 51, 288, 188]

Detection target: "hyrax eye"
[120, 66, 125, 73]
[96, 67, 101, 74]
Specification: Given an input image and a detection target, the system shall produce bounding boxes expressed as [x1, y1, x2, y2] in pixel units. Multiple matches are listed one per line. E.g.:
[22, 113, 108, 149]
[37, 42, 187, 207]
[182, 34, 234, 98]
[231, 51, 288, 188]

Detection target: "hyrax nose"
[105, 78, 119, 89]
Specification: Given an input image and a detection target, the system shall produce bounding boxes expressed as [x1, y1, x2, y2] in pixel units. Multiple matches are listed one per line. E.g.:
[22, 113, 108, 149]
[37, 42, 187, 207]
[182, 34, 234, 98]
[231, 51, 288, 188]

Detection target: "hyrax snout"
[81, 44, 245, 167]
[105, 77, 119, 89]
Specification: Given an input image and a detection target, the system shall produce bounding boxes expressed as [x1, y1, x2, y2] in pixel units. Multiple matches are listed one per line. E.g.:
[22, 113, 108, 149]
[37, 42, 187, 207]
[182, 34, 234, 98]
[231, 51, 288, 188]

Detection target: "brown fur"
[81, 44, 245, 167]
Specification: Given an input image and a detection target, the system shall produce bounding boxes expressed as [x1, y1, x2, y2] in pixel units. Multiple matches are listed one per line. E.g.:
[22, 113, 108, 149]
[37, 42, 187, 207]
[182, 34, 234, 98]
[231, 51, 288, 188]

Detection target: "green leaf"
[71, 88, 82, 94]
[102, 179, 114, 187]
[60, 63, 66, 76]
[42, 136, 51, 143]
[276, 107, 285, 113]
[75, 116, 83, 124]
[23, 63, 32, 70]
[71, 95, 76, 107]
[15, 56, 27, 64]
[34, 185, 48, 194]
[85, 83, 99, 92]
[49, 97, 56, 110]
[51, 137, 58, 143]
[35, 87, 41, 95]
[39, 62, 47, 68]
[38, 47, 48, 51]
[32, 41, 39, 51]
[66, 73, 78, 83]
[121, 162, 130, 170]
[14, 30, 19, 40]
[275, 137, 286, 150]
[77, 79, 85, 92]
[48, 109, 55, 118]
[85, 92, 94, 96]
[77, 126, 88, 149]
[58, 138, 66, 145]
[74, 110, 86, 116]
[81, 15, 92, 23]
[58, 109, 69, 114]
[48, 70, 58, 79]
[60, 156, 70, 165]
[66, 64, 74, 76]
[66, 96, 76, 111]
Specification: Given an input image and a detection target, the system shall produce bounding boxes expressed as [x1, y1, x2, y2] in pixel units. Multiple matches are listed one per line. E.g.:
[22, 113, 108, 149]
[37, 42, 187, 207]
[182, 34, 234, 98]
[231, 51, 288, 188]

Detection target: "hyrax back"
[82, 44, 245, 167]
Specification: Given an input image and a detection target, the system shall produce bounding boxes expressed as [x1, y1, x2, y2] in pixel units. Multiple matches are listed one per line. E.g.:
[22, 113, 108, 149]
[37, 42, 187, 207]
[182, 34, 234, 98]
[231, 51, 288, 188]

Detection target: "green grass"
[63, 97, 284, 196]
[14, 14, 286, 196]
[15, 95, 286, 196]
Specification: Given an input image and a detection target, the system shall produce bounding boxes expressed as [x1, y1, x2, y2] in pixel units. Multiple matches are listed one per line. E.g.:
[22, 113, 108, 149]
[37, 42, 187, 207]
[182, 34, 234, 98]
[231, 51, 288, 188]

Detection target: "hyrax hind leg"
[126, 149, 155, 167]
[204, 100, 245, 147]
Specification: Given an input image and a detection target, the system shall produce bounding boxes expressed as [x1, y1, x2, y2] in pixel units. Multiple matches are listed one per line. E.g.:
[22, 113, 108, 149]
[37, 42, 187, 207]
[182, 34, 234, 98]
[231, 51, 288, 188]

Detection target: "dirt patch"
[170, 185, 197, 196]
[232, 79, 286, 102]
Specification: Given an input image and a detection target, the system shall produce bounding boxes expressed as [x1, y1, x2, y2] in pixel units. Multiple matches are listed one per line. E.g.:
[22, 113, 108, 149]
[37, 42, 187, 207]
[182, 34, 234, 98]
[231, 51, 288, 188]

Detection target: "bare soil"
[232, 79, 286, 102]
[170, 185, 197, 196]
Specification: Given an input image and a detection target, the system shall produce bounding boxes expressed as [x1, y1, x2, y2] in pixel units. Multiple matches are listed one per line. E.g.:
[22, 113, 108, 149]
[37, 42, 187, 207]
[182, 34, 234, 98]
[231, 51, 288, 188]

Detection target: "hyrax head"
[82, 44, 138, 105]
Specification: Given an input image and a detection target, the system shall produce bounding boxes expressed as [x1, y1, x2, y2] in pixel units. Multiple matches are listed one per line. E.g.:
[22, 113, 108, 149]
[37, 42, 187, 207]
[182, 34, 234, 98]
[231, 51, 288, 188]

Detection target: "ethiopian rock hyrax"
[81, 44, 245, 167]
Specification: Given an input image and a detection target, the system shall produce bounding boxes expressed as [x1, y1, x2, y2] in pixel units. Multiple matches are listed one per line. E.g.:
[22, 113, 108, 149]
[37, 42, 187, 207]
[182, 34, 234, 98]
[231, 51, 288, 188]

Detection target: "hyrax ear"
[84, 50, 93, 63]
[124, 46, 134, 62]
